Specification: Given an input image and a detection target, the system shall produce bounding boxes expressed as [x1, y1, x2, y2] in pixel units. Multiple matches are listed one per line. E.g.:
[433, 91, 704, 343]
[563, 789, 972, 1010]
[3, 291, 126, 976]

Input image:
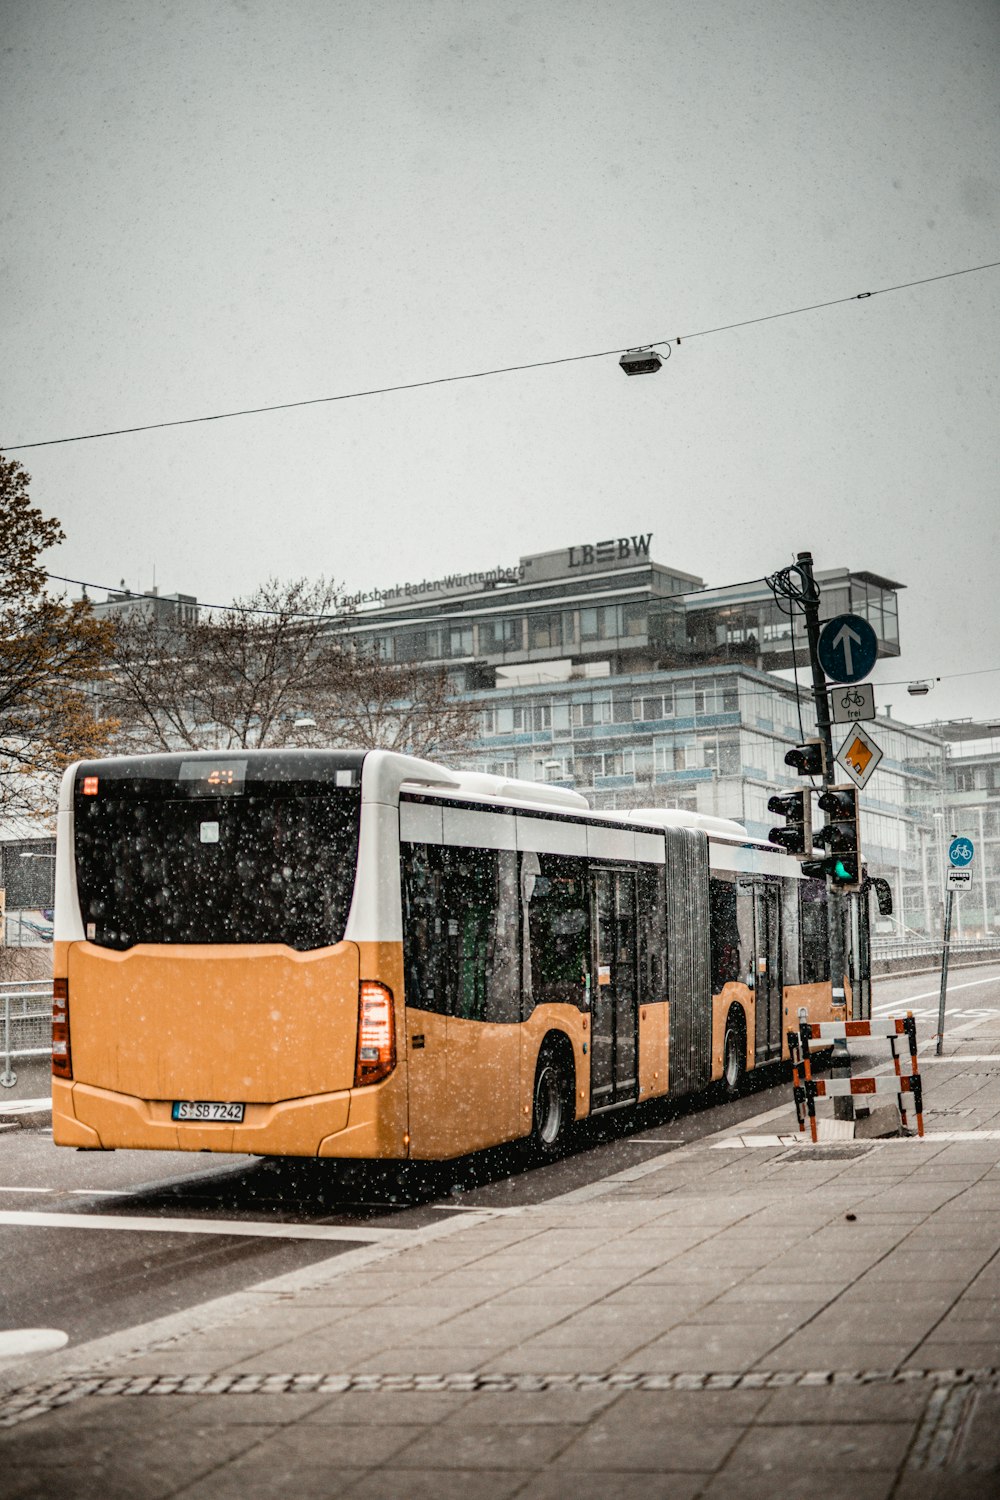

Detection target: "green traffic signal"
[830, 854, 860, 886]
[806, 785, 861, 889]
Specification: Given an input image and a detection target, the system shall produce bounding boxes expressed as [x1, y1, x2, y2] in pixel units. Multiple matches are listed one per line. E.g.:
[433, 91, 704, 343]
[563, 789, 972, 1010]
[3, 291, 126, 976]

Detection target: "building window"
[571, 698, 612, 727]
[395, 629, 430, 662]
[446, 625, 473, 658]
[596, 750, 634, 778]
[622, 603, 647, 637]
[552, 702, 571, 736]
[719, 739, 741, 775]
[529, 613, 562, 650]
[580, 605, 619, 642]
[478, 617, 522, 654]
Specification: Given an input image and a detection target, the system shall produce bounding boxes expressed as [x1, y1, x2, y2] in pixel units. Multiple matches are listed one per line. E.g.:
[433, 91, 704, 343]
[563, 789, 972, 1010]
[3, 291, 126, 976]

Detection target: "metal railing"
[1, 981, 52, 1088]
[872, 937, 1000, 963]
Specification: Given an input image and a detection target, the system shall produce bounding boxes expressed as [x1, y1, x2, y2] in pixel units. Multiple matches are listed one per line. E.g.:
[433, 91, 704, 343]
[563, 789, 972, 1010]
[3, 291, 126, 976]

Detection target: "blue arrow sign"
[817, 613, 879, 684]
[949, 837, 975, 867]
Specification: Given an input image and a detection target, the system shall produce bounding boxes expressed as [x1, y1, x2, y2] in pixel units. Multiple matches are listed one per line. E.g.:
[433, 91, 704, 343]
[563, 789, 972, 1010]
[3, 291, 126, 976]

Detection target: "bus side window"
[637, 863, 667, 1003]
[525, 854, 590, 1013]
[486, 850, 521, 1024]
[709, 876, 740, 993]
[443, 846, 494, 1023]
[400, 842, 447, 1015]
[800, 879, 830, 983]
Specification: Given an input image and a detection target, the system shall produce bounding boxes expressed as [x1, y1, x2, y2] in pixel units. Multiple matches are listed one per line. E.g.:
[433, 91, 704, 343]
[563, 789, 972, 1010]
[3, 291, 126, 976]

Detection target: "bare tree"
[108, 578, 349, 752]
[107, 578, 481, 761]
[306, 650, 481, 762]
[0, 456, 116, 819]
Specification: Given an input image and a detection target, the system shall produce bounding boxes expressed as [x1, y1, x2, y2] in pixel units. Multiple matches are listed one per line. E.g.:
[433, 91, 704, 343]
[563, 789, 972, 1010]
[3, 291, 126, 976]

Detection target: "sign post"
[937, 837, 975, 1056]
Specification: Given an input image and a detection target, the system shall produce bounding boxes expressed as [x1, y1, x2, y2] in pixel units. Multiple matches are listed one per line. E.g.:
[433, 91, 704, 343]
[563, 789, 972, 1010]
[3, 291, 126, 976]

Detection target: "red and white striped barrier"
[788, 1013, 924, 1141]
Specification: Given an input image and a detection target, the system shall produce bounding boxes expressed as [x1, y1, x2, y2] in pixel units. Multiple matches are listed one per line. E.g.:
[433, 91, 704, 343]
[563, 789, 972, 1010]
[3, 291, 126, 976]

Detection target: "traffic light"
[784, 740, 825, 778]
[767, 789, 811, 857]
[810, 785, 861, 889]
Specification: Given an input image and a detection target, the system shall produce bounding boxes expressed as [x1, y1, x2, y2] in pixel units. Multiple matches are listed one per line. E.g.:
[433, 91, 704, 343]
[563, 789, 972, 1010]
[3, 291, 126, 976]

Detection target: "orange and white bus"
[51, 748, 869, 1161]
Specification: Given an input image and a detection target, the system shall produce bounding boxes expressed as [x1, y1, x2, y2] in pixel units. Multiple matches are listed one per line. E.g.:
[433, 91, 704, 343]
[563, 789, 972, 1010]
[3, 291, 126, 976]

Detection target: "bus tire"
[722, 1010, 747, 1097]
[530, 1042, 573, 1159]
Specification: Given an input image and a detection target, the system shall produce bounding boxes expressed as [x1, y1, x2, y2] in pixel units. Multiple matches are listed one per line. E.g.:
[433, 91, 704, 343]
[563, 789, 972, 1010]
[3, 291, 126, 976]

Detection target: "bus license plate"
[172, 1100, 245, 1123]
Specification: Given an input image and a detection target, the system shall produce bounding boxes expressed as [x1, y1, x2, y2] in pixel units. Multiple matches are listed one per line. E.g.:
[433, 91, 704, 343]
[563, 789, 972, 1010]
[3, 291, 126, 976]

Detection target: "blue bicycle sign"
[949, 837, 975, 868]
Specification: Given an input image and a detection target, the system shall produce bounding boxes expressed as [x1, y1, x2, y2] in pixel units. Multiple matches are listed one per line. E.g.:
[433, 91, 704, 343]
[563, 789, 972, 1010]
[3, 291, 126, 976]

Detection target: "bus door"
[590, 869, 639, 1110]
[753, 881, 783, 1062]
[401, 839, 521, 1159]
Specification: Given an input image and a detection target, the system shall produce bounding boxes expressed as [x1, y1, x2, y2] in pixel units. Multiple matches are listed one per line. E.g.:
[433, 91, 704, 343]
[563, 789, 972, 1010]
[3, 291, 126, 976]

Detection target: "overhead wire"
[4, 257, 999, 452]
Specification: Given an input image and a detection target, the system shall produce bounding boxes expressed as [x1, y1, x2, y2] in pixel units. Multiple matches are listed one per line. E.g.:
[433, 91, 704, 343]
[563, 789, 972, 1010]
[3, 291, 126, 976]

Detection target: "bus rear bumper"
[52, 1078, 357, 1156]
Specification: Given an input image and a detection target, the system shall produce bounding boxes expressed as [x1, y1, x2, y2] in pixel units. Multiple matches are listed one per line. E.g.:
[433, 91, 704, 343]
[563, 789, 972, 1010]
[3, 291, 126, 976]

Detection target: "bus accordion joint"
[52, 977, 72, 1079]
[355, 981, 396, 1088]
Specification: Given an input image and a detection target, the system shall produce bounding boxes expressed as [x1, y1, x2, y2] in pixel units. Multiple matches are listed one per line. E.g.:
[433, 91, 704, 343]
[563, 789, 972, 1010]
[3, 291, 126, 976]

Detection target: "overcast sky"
[3, 0, 998, 727]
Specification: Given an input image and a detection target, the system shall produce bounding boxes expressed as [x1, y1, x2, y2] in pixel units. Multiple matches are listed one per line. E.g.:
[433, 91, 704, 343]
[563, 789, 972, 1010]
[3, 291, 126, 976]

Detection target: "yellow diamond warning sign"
[835, 723, 883, 789]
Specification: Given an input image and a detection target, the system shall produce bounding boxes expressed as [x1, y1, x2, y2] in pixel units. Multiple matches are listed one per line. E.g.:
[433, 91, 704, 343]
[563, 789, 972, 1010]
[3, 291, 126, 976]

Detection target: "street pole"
[796, 551, 847, 1008]
[796, 551, 852, 1121]
[936, 887, 955, 1056]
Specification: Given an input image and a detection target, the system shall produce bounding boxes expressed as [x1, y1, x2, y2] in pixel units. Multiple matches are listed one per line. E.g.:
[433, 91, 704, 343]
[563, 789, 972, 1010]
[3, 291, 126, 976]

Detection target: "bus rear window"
[74, 786, 361, 951]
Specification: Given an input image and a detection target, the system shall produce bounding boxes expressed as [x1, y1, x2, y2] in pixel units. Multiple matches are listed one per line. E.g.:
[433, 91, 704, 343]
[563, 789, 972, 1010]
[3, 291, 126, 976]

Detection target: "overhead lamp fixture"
[906, 681, 932, 697]
[619, 346, 664, 376]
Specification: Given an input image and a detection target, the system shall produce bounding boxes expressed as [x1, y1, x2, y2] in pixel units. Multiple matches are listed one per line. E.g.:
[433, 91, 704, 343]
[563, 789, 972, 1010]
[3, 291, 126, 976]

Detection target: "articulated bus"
[51, 748, 872, 1161]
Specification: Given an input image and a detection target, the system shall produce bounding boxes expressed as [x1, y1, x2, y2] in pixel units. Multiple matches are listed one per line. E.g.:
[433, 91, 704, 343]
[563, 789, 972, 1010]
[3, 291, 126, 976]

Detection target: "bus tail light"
[52, 978, 72, 1079]
[355, 981, 396, 1087]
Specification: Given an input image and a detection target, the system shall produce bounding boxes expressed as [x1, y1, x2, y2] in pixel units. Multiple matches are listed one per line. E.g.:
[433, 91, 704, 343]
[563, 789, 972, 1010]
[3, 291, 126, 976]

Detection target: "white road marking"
[712, 1130, 1000, 1149]
[0, 1187, 132, 1196]
[0, 1210, 406, 1242]
[873, 977, 1000, 1012]
[922, 1055, 1000, 1065]
[620, 1137, 686, 1145]
[0, 1329, 68, 1366]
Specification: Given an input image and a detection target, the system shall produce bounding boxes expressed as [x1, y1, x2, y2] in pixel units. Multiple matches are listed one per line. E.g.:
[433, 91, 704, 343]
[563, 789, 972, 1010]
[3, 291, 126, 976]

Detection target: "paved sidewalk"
[2, 1013, 999, 1498]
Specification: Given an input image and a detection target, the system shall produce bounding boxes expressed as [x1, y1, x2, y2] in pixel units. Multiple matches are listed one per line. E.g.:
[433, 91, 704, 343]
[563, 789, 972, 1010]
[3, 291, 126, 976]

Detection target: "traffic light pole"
[796, 552, 849, 1017]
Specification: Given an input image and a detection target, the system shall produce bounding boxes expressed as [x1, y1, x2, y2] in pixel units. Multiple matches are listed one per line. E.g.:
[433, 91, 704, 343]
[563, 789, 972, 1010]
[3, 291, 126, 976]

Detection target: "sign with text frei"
[829, 682, 876, 724]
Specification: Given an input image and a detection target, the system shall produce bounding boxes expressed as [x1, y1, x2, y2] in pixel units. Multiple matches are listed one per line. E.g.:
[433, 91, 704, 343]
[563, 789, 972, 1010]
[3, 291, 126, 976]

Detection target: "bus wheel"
[531, 1045, 572, 1158]
[723, 1014, 746, 1096]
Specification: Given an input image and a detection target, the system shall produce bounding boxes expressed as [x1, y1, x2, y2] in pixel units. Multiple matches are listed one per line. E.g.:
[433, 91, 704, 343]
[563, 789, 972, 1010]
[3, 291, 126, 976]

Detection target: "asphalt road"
[2, 964, 998, 1352]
